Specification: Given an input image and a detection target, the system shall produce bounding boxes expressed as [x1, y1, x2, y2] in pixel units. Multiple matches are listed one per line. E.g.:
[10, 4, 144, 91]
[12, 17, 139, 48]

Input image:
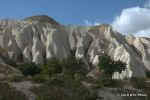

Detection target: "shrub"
[79, 76, 103, 88]
[42, 58, 63, 77]
[130, 77, 147, 90]
[79, 76, 122, 88]
[61, 56, 87, 76]
[0, 82, 27, 100]
[32, 74, 48, 83]
[5, 59, 17, 67]
[100, 78, 122, 88]
[130, 77, 150, 99]
[123, 76, 129, 80]
[19, 62, 41, 76]
[32, 75, 98, 100]
[98, 53, 126, 78]
[146, 71, 150, 78]
[9, 75, 23, 82]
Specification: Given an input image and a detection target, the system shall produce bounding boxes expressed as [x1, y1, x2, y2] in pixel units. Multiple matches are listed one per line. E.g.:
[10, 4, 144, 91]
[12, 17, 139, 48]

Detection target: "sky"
[0, 0, 150, 37]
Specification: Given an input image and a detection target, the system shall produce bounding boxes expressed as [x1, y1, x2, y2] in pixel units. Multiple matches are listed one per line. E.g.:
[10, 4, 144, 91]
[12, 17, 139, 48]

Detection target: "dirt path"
[10, 81, 41, 100]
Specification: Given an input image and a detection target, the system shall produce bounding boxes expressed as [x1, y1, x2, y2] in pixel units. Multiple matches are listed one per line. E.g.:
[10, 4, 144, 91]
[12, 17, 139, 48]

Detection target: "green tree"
[98, 53, 126, 78]
[61, 56, 87, 76]
[5, 59, 17, 67]
[19, 62, 41, 76]
[43, 58, 63, 77]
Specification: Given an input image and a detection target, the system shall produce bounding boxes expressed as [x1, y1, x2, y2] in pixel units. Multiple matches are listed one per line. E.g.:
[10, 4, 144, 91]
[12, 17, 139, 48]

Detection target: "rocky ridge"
[0, 15, 150, 79]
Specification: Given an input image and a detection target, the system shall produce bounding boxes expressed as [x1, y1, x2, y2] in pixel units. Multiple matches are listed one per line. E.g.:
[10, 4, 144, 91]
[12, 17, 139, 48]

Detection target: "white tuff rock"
[0, 15, 149, 79]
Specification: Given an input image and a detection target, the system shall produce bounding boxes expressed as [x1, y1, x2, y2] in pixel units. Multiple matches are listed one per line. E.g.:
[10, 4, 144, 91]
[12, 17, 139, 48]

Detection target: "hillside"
[0, 15, 150, 100]
[0, 15, 150, 79]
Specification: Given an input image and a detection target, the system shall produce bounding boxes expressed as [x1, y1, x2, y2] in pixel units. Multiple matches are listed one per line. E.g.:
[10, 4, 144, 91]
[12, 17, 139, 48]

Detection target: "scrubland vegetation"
[1, 53, 150, 100]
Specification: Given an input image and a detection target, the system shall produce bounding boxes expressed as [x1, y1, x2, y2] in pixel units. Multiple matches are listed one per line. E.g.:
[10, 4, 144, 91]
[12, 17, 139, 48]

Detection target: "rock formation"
[0, 15, 150, 79]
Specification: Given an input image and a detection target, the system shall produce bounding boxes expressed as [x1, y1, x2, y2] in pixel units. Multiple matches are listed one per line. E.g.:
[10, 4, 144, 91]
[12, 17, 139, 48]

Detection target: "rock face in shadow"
[24, 15, 59, 25]
[0, 15, 150, 79]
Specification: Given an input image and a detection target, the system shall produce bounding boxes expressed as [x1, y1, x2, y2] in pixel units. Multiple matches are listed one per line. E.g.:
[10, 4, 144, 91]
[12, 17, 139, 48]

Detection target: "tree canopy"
[98, 53, 126, 78]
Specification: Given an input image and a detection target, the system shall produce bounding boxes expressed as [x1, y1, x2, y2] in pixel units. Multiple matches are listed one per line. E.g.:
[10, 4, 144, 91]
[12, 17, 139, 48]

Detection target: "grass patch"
[100, 78, 122, 88]
[5, 59, 17, 67]
[130, 77, 150, 99]
[32, 74, 48, 83]
[130, 77, 147, 90]
[0, 82, 27, 100]
[112, 88, 147, 100]
[9, 75, 23, 82]
[32, 75, 98, 100]
[80, 76, 122, 88]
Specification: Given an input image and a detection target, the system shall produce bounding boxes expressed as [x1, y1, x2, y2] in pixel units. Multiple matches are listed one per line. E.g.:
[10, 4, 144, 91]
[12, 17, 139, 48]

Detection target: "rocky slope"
[0, 15, 150, 79]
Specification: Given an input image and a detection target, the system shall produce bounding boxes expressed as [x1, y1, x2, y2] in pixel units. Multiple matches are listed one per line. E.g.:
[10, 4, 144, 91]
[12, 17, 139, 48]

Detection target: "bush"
[5, 59, 17, 67]
[32, 75, 98, 100]
[98, 53, 126, 78]
[79, 76, 122, 88]
[42, 58, 63, 77]
[100, 78, 122, 88]
[0, 82, 27, 100]
[9, 75, 23, 82]
[19, 62, 41, 76]
[130, 77, 147, 90]
[41, 56, 87, 78]
[32, 74, 48, 83]
[146, 72, 150, 78]
[130, 77, 150, 99]
[61, 56, 87, 76]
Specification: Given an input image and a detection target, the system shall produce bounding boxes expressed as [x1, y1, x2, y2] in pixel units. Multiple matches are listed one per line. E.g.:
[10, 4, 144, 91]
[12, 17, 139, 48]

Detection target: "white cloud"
[94, 22, 101, 26]
[84, 20, 92, 26]
[134, 28, 150, 37]
[112, 7, 150, 37]
[84, 20, 101, 26]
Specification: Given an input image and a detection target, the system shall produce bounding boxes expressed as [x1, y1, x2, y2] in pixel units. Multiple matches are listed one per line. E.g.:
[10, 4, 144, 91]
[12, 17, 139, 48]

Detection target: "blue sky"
[0, 0, 147, 25]
[0, 0, 150, 37]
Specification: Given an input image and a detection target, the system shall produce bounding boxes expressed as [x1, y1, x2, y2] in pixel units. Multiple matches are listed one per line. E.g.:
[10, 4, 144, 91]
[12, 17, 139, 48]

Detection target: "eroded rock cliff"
[0, 15, 150, 79]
